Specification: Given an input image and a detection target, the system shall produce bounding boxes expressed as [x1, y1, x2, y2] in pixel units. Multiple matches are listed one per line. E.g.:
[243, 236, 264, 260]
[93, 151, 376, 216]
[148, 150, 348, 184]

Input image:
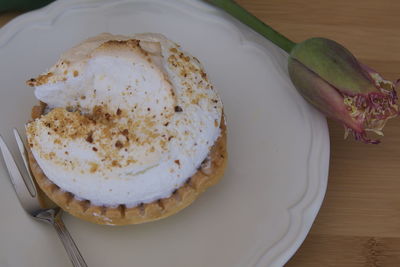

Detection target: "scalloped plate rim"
[0, 0, 330, 266]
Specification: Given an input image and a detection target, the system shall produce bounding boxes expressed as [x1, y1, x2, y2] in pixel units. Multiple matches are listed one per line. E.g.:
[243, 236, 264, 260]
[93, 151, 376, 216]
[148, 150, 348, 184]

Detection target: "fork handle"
[52, 215, 88, 267]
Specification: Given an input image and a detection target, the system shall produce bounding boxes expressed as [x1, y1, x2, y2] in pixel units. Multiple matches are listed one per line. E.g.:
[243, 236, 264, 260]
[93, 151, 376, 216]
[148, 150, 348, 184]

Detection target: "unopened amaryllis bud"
[204, 0, 399, 143]
[288, 38, 398, 144]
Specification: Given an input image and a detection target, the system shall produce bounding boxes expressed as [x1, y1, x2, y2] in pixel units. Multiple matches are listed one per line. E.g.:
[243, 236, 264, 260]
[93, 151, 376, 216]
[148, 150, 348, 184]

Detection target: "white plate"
[0, 0, 329, 266]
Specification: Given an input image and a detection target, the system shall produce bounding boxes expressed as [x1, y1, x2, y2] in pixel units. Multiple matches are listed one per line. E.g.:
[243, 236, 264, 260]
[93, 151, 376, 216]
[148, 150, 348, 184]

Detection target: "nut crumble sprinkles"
[25, 33, 227, 224]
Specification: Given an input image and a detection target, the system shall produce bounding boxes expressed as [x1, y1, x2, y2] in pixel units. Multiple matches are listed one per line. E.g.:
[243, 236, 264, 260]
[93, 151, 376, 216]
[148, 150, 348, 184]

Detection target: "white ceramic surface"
[0, 0, 329, 266]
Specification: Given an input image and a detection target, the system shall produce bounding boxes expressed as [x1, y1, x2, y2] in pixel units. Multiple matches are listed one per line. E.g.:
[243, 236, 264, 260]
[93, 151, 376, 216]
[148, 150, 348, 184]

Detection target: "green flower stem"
[0, 0, 54, 12]
[205, 0, 296, 53]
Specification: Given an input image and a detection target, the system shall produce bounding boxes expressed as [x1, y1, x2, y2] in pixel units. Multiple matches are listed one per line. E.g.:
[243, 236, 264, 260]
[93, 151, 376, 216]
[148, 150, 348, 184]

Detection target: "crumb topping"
[27, 104, 177, 173]
[26, 33, 223, 205]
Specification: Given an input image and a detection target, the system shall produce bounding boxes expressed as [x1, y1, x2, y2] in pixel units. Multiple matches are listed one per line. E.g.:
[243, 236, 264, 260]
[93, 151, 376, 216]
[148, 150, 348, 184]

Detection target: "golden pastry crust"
[28, 104, 227, 225]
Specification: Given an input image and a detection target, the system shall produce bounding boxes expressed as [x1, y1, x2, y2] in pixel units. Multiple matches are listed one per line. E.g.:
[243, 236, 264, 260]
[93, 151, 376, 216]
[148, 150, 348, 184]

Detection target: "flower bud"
[289, 38, 398, 143]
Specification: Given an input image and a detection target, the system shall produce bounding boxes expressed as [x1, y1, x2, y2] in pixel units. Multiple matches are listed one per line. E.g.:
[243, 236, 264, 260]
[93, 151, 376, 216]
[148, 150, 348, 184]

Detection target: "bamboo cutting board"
[2, 0, 400, 265]
[232, 0, 400, 266]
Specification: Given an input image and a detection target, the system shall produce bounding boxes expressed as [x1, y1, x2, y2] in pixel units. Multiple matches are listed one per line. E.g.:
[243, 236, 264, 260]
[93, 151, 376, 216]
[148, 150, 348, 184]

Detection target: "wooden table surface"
[2, 0, 400, 266]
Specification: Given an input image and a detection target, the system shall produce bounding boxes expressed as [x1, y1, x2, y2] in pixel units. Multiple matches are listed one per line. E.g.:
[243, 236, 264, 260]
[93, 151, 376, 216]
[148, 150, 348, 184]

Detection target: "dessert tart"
[26, 33, 227, 225]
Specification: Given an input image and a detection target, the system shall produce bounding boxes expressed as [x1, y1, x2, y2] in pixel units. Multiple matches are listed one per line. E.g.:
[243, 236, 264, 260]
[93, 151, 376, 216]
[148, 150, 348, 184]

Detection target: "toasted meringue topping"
[26, 33, 223, 207]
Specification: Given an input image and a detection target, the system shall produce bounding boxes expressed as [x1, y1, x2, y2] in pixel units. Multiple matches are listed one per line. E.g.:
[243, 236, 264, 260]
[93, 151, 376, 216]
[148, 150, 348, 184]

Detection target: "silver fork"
[0, 129, 88, 267]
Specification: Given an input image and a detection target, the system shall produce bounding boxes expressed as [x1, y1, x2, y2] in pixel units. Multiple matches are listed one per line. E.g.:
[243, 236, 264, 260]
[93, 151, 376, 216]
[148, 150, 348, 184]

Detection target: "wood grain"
[234, 0, 400, 265]
[0, 11, 22, 26]
[2, 0, 400, 266]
